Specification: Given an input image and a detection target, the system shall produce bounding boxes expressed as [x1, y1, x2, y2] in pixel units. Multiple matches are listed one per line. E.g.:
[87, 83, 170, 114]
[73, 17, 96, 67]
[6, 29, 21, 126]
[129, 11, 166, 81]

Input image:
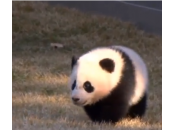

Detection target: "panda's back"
[110, 45, 148, 105]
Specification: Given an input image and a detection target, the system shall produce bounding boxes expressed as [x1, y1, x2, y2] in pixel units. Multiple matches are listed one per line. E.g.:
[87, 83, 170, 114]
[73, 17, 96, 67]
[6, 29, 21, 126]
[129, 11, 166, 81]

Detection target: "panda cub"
[68, 45, 149, 123]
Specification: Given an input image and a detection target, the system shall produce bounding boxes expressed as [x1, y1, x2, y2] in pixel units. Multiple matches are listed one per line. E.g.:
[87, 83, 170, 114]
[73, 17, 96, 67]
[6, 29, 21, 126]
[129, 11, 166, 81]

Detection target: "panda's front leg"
[84, 103, 129, 123]
[83, 104, 104, 123]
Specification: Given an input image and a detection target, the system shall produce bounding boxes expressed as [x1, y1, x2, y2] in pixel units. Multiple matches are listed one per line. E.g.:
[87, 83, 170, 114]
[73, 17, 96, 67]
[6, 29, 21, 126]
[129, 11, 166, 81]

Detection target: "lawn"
[12, 1, 162, 130]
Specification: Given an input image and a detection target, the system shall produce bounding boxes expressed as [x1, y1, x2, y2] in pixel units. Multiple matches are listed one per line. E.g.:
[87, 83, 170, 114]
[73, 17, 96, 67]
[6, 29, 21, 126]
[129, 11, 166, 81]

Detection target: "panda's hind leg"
[126, 92, 147, 118]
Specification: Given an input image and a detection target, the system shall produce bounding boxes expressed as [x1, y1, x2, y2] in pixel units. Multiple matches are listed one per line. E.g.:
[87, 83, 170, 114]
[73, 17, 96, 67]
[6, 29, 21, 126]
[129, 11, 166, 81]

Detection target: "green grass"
[12, 1, 162, 130]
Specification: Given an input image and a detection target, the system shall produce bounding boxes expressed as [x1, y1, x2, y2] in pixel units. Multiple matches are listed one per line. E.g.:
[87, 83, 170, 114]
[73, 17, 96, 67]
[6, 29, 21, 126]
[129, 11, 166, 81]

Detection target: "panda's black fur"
[70, 46, 148, 123]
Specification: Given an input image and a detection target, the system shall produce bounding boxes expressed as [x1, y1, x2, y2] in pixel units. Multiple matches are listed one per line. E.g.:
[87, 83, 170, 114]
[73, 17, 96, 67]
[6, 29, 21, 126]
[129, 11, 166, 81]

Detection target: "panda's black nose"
[72, 97, 80, 102]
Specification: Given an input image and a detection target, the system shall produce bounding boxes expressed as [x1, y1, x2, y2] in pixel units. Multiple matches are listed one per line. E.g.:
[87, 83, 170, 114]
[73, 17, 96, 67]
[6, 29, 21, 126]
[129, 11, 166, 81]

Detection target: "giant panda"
[68, 45, 149, 123]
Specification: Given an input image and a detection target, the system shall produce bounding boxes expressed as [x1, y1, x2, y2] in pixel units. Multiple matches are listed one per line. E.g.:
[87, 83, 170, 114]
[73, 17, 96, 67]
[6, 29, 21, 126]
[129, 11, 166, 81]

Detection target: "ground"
[12, 2, 162, 130]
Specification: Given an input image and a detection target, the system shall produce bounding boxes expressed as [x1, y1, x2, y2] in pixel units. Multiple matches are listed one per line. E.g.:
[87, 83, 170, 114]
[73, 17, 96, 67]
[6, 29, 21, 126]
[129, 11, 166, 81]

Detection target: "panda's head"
[68, 48, 124, 106]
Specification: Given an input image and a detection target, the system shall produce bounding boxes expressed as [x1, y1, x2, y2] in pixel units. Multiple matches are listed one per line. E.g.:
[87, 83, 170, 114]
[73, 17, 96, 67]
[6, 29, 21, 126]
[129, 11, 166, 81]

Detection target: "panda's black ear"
[71, 56, 79, 69]
[99, 58, 115, 73]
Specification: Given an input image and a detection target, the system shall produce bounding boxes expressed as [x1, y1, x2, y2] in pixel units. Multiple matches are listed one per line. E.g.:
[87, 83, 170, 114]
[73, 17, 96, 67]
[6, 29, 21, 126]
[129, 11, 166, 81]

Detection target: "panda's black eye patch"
[72, 80, 76, 90]
[83, 81, 94, 93]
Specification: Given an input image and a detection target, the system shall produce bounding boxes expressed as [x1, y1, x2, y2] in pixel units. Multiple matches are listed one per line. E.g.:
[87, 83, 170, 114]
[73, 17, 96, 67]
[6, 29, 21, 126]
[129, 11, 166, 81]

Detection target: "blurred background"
[48, 1, 162, 35]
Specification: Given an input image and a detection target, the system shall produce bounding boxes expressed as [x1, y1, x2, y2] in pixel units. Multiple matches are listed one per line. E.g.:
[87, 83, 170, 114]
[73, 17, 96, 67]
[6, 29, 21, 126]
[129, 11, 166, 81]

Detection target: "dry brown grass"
[12, 1, 162, 130]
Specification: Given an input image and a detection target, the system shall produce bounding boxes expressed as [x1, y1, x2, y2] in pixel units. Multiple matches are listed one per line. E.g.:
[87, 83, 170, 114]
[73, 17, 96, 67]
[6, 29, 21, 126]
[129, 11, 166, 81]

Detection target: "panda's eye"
[83, 81, 94, 93]
[72, 80, 76, 90]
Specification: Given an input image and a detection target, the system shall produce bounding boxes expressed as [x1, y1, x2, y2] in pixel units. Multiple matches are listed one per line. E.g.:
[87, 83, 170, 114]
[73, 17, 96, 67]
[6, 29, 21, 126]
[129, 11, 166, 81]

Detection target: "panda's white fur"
[68, 45, 149, 123]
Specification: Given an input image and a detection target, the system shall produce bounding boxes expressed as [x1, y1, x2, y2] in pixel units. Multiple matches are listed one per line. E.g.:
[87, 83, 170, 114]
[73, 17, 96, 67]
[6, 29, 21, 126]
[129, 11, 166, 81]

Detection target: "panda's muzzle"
[72, 97, 80, 102]
[72, 97, 87, 106]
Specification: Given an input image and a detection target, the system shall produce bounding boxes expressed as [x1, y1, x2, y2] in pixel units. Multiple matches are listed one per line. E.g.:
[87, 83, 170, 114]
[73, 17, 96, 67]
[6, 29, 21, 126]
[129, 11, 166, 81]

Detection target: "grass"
[12, 1, 162, 130]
